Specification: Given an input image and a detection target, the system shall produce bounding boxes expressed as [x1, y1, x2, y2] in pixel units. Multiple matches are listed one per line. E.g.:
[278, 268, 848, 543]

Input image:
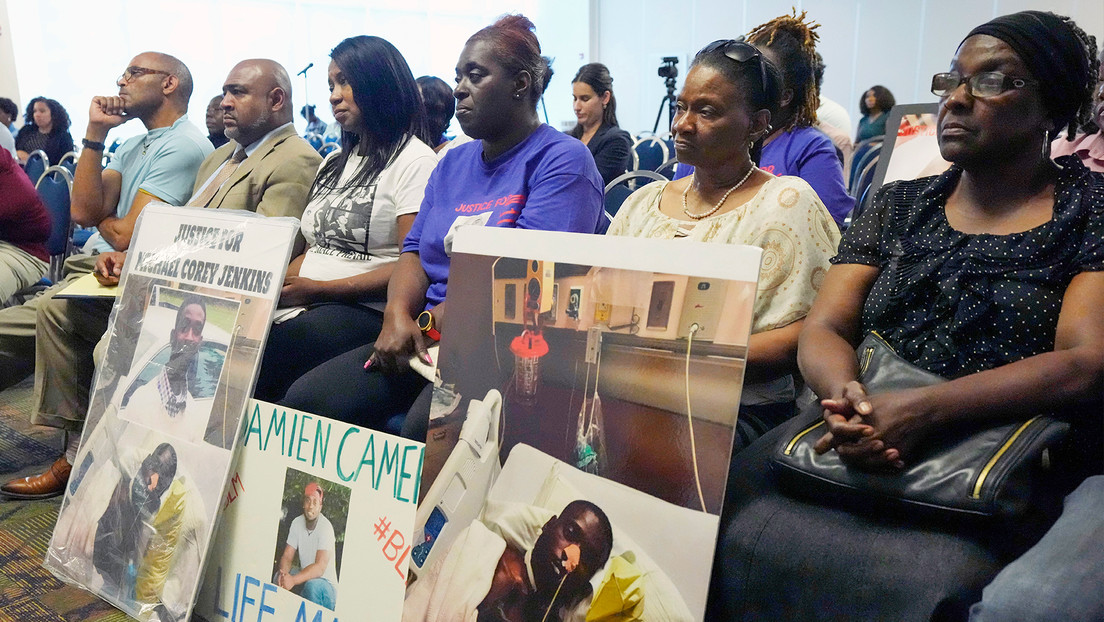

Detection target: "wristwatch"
[417, 310, 441, 341]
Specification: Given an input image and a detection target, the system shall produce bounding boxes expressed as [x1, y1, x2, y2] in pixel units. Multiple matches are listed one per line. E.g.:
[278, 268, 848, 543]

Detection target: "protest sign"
[404, 228, 762, 621]
[45, 205, 298, 621]
[194, 400, 423, 622]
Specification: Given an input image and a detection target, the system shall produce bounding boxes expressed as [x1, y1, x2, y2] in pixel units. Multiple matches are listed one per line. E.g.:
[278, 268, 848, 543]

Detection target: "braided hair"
[1088, 45, 1103, 136]
[746, 9, 821, 130]
[1050, 14, 1097, 138]
[1068, 19, 1099, 135]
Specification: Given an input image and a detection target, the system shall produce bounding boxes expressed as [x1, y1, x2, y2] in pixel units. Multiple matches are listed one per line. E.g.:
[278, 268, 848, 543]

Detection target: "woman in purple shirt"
[278, 15, 603, 432]
[746, 11, 854, 226]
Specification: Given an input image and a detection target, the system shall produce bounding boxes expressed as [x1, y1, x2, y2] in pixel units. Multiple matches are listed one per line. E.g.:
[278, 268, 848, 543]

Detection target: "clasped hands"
[812, 381, 930, 470]
[274, 569, 295, 590]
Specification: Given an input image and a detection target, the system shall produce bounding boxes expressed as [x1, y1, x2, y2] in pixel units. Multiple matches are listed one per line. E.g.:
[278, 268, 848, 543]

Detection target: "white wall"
[2, 0, 587, 143]
[4, 1, 1100, 144]
[595, 0, 1104, 138]
[0, 1, 17, 107]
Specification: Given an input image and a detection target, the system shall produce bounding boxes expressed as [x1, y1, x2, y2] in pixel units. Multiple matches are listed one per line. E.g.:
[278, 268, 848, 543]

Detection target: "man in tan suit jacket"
[1, 59, 320, 499]
[190, 59, 320, 218]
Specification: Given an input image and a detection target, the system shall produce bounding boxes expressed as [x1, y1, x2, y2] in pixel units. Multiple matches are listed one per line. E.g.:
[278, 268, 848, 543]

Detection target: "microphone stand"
[298, 63, 314, 130]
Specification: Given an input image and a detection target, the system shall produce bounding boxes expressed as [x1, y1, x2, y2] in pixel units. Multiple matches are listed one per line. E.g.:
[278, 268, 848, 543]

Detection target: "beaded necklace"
[681, 165, 757, 220]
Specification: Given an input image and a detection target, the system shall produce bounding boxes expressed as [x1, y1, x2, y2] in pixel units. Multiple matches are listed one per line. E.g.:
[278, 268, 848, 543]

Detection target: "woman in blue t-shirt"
[278, 15, 604, 432]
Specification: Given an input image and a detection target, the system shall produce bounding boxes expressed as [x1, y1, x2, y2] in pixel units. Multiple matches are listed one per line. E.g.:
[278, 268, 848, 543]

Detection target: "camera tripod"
[652, 75, 678, 134]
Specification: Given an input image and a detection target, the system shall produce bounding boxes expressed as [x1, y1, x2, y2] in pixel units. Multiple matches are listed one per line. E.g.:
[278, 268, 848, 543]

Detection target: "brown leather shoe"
[1, 455, 72, 500]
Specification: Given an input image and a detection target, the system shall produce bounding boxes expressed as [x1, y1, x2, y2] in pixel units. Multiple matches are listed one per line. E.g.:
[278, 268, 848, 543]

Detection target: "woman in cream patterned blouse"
[609, 39, 840, 449]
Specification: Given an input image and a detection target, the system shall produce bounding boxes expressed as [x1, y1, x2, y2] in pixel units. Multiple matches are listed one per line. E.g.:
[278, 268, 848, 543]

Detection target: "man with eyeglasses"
[1, 58, 322, 501]
[0, 51, 211, 499]
[79, 52, 213, 255]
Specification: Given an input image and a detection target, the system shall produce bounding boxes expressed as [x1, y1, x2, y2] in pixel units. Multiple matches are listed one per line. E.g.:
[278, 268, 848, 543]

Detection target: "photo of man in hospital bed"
[406, 443, 701, 621]
[47, 417, 227, 621]
[405, 499, 613, 621]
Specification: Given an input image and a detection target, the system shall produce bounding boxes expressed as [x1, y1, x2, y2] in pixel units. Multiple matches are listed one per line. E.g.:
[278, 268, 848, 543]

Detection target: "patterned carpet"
[0, 378, 127, 621]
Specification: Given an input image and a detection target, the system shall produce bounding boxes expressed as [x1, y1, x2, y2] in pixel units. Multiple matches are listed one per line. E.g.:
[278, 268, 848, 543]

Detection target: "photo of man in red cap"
[274, 480, 338, 609]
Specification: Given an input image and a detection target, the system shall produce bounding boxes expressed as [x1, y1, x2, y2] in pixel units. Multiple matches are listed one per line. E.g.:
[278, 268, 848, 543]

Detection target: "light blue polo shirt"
[85, 114, 212, 253]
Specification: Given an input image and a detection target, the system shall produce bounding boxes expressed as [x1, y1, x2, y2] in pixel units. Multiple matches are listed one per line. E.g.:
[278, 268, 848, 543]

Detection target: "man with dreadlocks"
[746, 10, 855, 226]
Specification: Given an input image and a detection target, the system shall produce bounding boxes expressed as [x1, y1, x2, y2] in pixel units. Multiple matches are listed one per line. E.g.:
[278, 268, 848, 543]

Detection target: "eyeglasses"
[118, 66, 172, 84]
[698, 39, 769, 95]
[930, 71, 1038, 98]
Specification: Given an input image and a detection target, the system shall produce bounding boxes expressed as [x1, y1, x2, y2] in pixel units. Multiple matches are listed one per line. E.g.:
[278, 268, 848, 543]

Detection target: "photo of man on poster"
[116, 288, 240, 445]
[275, 481, 339, 609]
[92, 443, 177, 598]
[122, 296, 208, 437]
[405, 499, 614, 621]
[63, 438, 206, 621]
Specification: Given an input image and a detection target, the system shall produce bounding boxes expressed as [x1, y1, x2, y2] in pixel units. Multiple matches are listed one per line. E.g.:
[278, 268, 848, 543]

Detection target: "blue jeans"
[969, 475, 1104, 621]
[289, 569, 337, 610]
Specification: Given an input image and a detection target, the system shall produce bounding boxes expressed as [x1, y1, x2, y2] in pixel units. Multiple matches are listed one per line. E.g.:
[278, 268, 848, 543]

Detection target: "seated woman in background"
[855, 85, 895, 143]
[253, 35, 438, 403]
[278, 15, 604, 433]
[608, 40, 840, 449]
[15, 96, 74, 165]
[709, 11, 1102, 620]
[745, 11, 854, 226]
[1050, 45, 1103, 172]
[568, 63, 632, 186]
[301, 104, 326, 136]
[417, 75, 456, 153]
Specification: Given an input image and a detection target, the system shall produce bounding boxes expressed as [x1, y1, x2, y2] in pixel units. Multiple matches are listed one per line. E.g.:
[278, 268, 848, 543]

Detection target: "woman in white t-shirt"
[254, 36, 438, 402]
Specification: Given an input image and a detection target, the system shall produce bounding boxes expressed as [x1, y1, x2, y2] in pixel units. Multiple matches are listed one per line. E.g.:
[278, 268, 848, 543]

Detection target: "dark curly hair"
[0, 97, 17, 123]
[859, 85, 896, 116]
[746, 10, 821, 130]
[23, 97, 71, 134]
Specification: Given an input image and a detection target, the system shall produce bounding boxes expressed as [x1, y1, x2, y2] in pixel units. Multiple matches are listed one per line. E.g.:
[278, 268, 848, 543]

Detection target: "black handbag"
[772, 332, 1070, 520]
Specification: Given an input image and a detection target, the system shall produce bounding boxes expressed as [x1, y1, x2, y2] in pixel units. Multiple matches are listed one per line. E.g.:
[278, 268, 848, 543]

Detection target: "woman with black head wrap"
[707, 11, 1103, 621]
[959, 23, 1103, 620]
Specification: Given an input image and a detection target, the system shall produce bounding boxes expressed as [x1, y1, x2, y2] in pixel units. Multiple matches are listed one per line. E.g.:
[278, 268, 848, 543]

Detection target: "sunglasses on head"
[697, 39, 769, 95]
